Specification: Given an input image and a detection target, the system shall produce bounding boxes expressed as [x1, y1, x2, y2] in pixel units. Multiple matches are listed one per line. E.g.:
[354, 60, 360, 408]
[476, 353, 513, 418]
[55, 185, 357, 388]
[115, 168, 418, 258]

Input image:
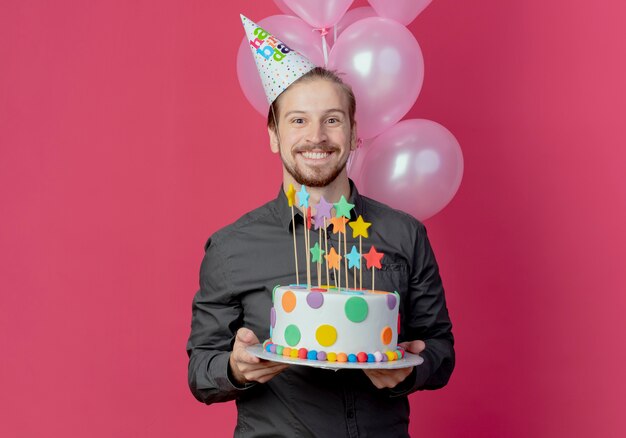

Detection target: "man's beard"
[279, 145, 349, 188]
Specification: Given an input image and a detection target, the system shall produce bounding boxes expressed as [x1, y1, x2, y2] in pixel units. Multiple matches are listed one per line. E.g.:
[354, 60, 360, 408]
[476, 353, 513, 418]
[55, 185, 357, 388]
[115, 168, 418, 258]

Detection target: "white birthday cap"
[240, 14, 317, 105]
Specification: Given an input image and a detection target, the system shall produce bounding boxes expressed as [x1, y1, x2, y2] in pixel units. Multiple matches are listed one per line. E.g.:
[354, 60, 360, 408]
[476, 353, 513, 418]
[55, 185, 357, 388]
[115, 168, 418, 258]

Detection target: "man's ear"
[350, 122, 358, 151]
[268, 126, 280, 154]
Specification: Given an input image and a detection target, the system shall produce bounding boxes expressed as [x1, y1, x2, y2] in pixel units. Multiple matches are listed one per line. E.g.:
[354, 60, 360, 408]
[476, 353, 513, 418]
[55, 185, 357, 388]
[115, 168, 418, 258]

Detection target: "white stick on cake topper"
[313, 196, 333, 287]
[297, 185, 311, 288]
[334, 196, 354, 290]
[329, 215, 347, 290]
[349, 215, 371, 289]
[346, 245, 361, 291]
[286, 184, 299, 285]
[364, 246, 384, 291]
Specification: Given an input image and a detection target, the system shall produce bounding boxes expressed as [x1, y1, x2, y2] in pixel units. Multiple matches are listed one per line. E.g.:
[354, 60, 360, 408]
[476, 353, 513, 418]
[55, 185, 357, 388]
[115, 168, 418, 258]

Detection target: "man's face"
[268, 78, 355, 188]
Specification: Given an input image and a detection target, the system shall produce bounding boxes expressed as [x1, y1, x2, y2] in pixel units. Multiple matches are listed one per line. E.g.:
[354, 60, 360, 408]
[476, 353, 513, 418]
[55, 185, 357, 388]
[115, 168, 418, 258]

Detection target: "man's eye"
[327, 118, 339, 124]
[292, 118, 304, 124]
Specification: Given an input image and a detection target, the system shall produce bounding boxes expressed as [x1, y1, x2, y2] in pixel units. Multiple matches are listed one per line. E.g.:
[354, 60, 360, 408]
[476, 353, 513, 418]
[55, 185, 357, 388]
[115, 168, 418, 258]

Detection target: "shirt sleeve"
[186, 235, 255, 404]
[389, 222, 455, 397]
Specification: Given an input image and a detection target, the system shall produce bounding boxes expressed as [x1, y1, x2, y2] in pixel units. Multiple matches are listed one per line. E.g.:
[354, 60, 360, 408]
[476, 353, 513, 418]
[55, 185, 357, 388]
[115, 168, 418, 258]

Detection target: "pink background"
[2, 0, 625, 437]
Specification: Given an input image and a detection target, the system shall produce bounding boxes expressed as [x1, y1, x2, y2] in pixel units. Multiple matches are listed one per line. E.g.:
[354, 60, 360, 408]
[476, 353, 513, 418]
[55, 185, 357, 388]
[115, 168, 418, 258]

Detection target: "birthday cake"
[259, 185, 406, 363]
[264, 285, 405, 363]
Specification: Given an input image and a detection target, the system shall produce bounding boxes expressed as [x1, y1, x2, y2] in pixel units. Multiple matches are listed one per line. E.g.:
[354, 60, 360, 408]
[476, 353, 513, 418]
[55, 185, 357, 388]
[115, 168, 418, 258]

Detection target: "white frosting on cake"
[270, 285, 399, 355]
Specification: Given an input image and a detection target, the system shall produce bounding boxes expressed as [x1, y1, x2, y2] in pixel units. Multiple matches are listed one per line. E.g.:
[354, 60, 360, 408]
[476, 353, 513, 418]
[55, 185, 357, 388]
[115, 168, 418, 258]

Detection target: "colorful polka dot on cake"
[282, 290, 296, 312]
[306, 292, 324, 309]
[345, 296, 368, 322]
[315, 324, 337, 347]
[387, 294, 397, 310]
[284, 324, 301, 346]
[381, 326, 393, 345]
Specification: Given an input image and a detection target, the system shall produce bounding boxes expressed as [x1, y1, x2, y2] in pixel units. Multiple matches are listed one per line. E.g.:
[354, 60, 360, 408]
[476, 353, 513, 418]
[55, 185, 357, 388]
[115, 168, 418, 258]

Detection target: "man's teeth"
[302, 151, 330, 159]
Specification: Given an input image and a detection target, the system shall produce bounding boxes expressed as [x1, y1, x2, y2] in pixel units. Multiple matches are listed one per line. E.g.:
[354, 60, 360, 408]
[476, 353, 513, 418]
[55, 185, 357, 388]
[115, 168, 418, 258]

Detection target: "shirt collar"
[274, 179, 366, 231]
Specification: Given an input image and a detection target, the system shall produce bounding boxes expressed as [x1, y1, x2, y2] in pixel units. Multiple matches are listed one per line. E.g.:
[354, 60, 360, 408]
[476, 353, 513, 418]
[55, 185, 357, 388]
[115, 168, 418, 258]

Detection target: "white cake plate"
[246, 344, 424, 370]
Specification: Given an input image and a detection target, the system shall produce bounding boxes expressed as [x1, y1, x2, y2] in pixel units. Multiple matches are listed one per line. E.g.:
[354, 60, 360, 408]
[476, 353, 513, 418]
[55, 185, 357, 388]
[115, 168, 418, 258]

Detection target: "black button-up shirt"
[187, 183, 455, 437]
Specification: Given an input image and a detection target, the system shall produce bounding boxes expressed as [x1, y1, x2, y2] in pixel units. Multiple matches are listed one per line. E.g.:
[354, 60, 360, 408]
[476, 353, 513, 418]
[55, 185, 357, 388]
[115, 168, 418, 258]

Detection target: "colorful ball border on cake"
[262, 341, 406, 365]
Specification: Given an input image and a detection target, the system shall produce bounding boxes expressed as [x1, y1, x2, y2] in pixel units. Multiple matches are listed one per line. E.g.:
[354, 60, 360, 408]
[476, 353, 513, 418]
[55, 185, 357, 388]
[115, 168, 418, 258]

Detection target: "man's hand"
[229, 327, 289, 385]
[363, 340, 426, 389]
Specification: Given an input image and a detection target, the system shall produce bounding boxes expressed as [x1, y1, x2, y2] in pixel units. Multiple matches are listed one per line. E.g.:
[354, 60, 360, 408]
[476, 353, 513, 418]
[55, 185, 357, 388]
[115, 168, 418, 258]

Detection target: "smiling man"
[186, 16, 455, 437]
[268, 70, 355, 190]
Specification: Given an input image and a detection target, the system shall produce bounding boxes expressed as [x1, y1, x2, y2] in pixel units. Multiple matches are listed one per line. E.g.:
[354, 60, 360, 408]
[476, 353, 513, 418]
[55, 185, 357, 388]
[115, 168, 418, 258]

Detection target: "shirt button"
[347, 410, 354, 419]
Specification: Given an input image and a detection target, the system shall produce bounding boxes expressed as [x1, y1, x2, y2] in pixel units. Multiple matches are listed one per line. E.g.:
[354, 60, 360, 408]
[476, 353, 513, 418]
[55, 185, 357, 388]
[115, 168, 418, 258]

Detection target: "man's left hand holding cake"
[229, 327, 289, 386]
[364, 340, 426, 389]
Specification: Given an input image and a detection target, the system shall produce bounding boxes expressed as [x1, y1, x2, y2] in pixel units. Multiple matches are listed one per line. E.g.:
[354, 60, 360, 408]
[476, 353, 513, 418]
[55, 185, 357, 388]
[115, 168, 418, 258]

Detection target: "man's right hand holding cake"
[229, 327, 289, 386]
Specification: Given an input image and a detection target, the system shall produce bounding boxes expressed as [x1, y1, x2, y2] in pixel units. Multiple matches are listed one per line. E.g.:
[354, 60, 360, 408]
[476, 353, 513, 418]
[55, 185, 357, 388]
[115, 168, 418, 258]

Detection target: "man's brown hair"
[267, 67, 356, 133]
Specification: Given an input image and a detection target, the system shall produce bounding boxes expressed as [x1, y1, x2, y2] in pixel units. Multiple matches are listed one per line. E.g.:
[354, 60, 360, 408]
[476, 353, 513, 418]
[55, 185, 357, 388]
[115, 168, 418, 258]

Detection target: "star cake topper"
[325, 246, 342, 270]
[364, 246, 384, 270]
[313, 196, 333, 230]
[310, 242, 325, 263]
[329, 216, 349, 234]
[348, 215, 371, 239]
[286, 184, 297, 207]
[345, 245, 362, 270]
[333, 195, 355, 219]
[297, 185, 310, 209]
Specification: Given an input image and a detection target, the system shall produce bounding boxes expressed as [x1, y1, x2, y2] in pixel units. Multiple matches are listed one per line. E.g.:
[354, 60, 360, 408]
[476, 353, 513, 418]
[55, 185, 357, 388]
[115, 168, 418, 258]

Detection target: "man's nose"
[306, 123, 328, 144]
